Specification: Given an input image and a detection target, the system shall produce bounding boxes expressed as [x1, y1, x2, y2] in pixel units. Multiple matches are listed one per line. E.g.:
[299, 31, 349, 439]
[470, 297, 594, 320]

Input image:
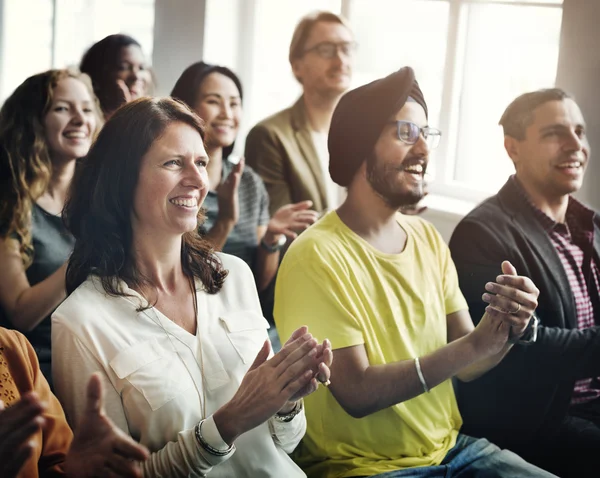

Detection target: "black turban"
[328, 66, 428, 187]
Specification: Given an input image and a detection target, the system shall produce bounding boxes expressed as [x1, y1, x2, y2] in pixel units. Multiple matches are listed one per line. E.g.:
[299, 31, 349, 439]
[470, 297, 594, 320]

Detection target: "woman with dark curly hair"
[51, 97, 331, 477]
[0, 68, 101, 384]
[80, 33, 153, 119]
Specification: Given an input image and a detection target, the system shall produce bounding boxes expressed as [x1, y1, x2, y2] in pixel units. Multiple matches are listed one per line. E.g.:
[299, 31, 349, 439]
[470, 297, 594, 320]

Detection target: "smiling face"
[506, 98, 589, 200]
[132, 121, 209, 239]
[114, 44, 151, 99]
[366, 102, 429, 209]
[43, 76, 97, 163]
[291, 21, 354, 98]
[193, 72, 241, 150]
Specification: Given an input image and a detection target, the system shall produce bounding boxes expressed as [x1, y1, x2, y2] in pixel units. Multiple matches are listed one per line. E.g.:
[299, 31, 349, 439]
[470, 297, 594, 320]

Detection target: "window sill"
[421, 193, 479, 220]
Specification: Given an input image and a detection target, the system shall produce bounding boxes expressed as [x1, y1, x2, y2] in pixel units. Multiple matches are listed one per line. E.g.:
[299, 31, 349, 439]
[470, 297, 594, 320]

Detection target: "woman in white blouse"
[51, 97, 331, 477]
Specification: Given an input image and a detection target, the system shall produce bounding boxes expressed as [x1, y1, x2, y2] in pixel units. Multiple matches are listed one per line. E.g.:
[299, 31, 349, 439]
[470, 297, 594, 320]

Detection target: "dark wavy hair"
[0, 68, 101, 266]
[64, 97, 228, 299]
[171, 61, 243, 160]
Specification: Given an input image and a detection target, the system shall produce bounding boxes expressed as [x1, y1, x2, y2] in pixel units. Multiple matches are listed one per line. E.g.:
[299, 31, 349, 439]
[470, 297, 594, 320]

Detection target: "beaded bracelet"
[195, 419, 235, 457]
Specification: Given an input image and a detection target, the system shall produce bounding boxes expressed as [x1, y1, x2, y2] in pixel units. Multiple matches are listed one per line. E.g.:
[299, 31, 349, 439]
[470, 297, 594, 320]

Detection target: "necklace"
[134, 275, 207, 419]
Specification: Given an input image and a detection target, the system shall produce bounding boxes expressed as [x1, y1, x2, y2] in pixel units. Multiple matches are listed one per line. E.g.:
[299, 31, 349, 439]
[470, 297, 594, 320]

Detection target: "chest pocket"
[109, 338, 194, 411]
[219, 312, 270, 364]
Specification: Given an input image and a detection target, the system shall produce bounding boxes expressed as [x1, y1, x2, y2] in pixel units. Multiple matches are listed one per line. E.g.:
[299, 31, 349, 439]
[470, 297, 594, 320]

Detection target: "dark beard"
[366, 155, 425, 210]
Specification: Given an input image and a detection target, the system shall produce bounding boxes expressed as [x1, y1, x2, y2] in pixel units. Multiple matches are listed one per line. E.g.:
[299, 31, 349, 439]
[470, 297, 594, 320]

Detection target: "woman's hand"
[214, 327, 325, 444]
[100, 80, 133, 119]
[0, 393, 45, 478]
[217, 158, 245, 226]
[265, 200, 319, 243]
[281, 326, 332, 406]
[64, 373, 149, 478]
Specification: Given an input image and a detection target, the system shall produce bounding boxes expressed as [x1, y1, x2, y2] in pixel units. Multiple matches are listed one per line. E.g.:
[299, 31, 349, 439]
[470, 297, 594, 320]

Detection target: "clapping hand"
[64, 373, 149, 478]
[0, 393, 45, 478]
[217, 157, 245, 225]
[214, 326, 331, 445]
[267, 201, 319, 240]
[482, 261, 539, 338]
[472, 261, 539, 355]
[282, 326, 332, 403]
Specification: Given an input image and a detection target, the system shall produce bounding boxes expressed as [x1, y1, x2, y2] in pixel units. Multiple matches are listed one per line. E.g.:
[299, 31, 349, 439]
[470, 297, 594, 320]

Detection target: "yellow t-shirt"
[274, 211, 468, 478]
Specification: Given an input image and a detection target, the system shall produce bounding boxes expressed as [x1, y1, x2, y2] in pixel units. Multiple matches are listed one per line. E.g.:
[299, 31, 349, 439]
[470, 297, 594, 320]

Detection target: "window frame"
[430, 0, 563, 203]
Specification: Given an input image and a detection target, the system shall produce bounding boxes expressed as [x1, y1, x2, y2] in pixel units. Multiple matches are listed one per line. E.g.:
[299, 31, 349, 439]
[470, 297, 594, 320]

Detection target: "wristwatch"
[260, 234, 286, 253]
[273, 399, 304, 422]
[509, 314, 539, 346]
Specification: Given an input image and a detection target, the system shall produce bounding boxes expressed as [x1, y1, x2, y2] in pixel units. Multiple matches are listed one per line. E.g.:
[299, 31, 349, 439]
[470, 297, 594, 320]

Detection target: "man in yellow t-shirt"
[274, 67, 555, 478]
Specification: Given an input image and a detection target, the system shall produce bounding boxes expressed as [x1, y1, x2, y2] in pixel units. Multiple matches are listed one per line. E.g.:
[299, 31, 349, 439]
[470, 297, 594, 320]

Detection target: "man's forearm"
[339, 335, 485, 418]
[455, 342, 513, 382]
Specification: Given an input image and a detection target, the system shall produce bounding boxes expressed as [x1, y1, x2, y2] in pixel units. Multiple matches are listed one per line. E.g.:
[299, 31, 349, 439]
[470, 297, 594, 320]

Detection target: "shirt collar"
[511, 175, 594, 234]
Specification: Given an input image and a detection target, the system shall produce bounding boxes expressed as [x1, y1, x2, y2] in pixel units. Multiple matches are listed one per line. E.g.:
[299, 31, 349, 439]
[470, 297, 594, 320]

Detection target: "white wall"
[152, 0, 207, 96]
[556, 0, 600, 211]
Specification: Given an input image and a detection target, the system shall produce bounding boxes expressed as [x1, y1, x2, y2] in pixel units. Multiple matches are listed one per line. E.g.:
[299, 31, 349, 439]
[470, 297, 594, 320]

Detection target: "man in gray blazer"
[245, 11, 355, 216]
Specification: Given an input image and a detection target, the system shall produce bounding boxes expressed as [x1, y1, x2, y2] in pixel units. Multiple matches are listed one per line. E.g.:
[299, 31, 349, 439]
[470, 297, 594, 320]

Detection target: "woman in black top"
[0, 68, 102, 384]
[80, 33, 153, 120]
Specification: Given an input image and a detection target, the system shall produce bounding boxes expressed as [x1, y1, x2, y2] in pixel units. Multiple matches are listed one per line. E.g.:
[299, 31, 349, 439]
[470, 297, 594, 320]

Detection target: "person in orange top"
[0, 327, 149, 477]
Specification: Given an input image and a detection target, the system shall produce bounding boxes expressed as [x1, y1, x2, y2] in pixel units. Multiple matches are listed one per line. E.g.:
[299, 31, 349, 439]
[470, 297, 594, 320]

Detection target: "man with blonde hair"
[245, 11, 355, 216]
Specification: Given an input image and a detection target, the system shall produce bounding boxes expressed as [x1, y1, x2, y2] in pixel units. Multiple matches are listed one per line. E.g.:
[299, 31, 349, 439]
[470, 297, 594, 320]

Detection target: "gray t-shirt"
[200, 161, 270, 267]
[0, 203, 74, 383]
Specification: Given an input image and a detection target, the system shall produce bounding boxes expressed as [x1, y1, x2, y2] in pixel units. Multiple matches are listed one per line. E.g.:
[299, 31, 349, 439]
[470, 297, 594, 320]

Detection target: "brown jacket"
[244, 96, 328, 215]
[0, 328, 72, 477]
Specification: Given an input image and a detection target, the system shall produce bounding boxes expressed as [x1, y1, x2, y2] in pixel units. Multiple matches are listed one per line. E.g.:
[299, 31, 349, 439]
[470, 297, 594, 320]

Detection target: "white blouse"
[52, 253, 306, 478]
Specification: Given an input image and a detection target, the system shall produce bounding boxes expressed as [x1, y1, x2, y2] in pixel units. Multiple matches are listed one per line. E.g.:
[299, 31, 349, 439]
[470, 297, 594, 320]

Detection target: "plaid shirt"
[513, 177, 600, 405]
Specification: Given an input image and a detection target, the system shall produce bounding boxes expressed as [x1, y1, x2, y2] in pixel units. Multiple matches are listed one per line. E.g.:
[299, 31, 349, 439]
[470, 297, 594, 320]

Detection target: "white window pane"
[53, 0, 155, 71]
[247, 0, 342, 127]
[348, 0, 450, 182]
[452, 3, 562, 193]
[1, 0, 53, 101]
[204, 0, 242, 68]
[349, 0, 450, 129]
[476, 0, 562, 3]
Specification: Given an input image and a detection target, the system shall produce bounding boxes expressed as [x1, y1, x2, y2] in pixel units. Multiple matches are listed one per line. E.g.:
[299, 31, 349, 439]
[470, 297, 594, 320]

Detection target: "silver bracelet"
[195, 419, 234, 457]
[414, 357, 430, 393]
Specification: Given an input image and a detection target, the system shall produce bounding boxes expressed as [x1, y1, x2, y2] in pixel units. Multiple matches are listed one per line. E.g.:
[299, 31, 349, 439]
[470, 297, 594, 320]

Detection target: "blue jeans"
[371, 434, 557, 478]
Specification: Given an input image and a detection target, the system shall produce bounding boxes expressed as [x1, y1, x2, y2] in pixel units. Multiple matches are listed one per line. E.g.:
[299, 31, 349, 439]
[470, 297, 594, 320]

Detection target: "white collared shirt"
[52, 253, 306, 478]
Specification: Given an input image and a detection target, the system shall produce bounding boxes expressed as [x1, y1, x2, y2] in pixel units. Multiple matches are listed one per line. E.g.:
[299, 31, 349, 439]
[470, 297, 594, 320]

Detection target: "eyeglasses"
[303, 41, 358, 59]
[390, 120, 442, 150]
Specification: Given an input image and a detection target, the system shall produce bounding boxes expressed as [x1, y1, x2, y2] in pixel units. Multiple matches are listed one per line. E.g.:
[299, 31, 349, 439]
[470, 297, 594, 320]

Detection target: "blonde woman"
[0, 69, 102, 385]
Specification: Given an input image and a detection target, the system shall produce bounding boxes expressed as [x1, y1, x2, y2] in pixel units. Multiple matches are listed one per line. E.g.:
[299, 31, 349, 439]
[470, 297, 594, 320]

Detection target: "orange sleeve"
[19, 332, 73, 476]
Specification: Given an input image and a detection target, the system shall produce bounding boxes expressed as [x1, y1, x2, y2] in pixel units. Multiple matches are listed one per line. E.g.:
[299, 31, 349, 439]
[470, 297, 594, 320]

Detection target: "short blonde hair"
[288, 11, 352, 66]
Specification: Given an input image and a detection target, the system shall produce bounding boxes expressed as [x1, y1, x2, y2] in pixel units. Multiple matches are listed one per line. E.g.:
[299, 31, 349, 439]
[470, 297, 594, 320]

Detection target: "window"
[0, 0, 155, 102]
[0, 0, 53, 102]
[54, 0, 155, 69]
[348, 0, 450, 132]
[203, 0, 562, 201]
[439, 0, 563, 200]
[347, 0, 562, 200]
[204, 0, 342, 148]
